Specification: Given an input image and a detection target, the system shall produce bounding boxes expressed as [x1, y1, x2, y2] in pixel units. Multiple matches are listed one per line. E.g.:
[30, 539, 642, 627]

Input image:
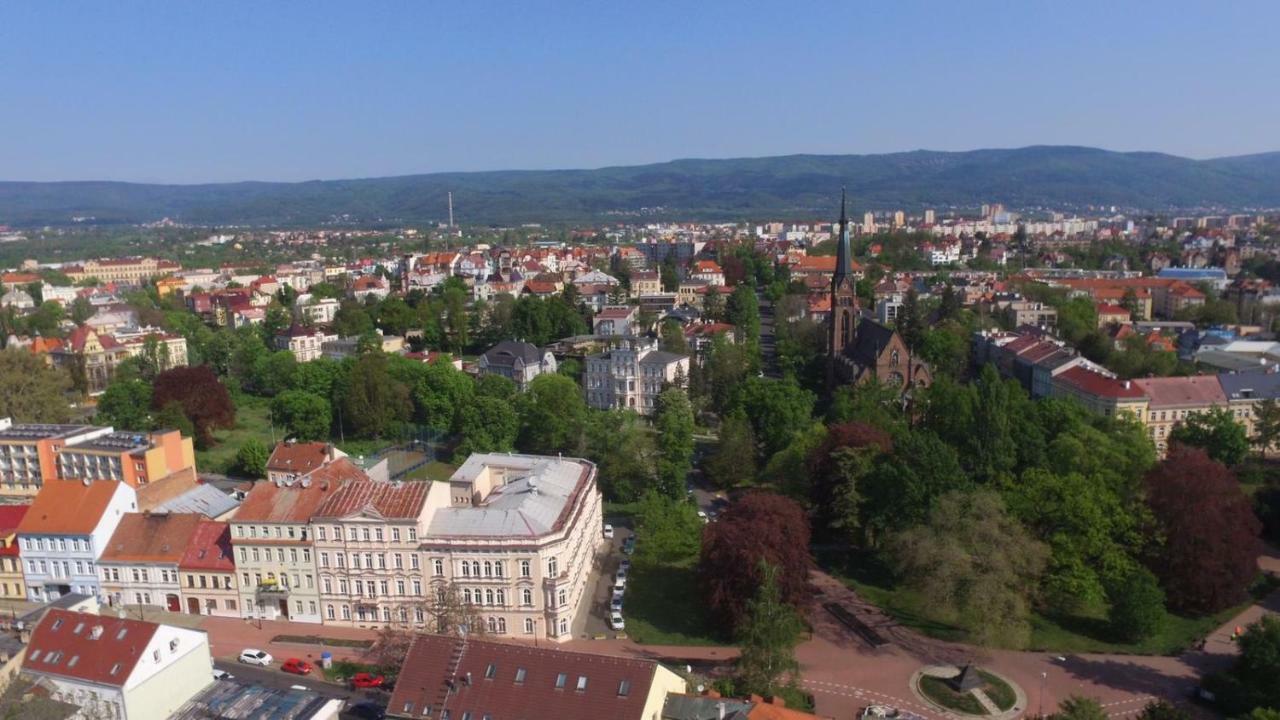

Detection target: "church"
[827, 191, 932, 391]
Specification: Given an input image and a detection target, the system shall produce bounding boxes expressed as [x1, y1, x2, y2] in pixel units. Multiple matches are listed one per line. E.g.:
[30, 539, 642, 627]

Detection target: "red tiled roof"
[313, 480, 430, 520]
[266, 441, 338, 476]
[179, 519, 234, 572]
[18, 479, 127, 536]
[387, 634, 665, 720]
[100, 512, 203, 564]
[1056, 366, 1146, 399]
[235, 459, 367, 524]
[24, 609, 158, 687]
[1096, 303, 1130, 316]
[524, 280, 559, 295]
[792, 255, 837, 273]
[0, 505, 28, 556]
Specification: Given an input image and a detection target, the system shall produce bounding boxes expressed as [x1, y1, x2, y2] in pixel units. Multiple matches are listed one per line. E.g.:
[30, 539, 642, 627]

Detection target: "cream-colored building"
[312, 479, 440, 627]
[420, 453, 604, 641]
[584, 338, 690, 415]
[62, 256, 182, 285]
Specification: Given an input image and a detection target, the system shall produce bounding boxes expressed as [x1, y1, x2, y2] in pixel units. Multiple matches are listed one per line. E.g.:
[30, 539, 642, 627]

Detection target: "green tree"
[1106, 567, 1166, 642]
[454, 396, 520, 458]
[96, 379, 153, 431]
[152, 401, 195, 439]
[1051, 696, 1108, 720]
[340, 353, 412, 439]
[1057, 297, 1100, 344]
[413, 361, 475, 433]
[633, 491, 703, 566]
[735, 561, 805, 695]
[585, 410, 658, 502]
[726, 285, 761, 344]
[886, 489, 1049, 647]
[735, 377, 815, 460]
[474, 373, 517, 400]
[1134, 701, 1191, 720]
[1169, 406, 1250, 466]
[1204, 615, 1280, 714]
[707, 409, 757, 488]
[0, 349, 72, 423]
[272, 390, 331, 441]
[896, 288, 925, 350]
[516, 373, 587, 455]
[655, 388, 695, 498]
[1254, 399, 1280, 454]
[234, 438, 269, 478]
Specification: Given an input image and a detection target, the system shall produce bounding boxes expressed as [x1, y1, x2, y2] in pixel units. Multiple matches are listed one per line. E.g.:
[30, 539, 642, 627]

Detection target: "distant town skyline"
[1, 1, 1277, 184]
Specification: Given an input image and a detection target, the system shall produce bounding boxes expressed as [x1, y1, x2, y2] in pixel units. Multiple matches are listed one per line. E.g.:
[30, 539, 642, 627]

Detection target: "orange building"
[0, 421, 113, 497]
[54, 429, 195, 488]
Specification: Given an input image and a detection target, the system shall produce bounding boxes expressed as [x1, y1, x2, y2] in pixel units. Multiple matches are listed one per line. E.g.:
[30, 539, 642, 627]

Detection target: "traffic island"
[911, 664, 1024, 718]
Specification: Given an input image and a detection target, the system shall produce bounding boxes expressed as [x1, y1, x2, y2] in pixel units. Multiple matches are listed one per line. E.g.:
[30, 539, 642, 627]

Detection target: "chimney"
[89, 625, 104, 640]
[1123, 380, 1131, 389]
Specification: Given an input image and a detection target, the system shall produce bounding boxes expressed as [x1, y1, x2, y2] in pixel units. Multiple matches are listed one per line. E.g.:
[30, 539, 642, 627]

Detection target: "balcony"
[254, 580, 290, 598]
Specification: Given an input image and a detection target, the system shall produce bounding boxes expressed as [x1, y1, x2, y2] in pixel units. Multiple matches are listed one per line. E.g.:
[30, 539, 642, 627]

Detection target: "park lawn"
[822, 550, 1278, 655]
[195, 396, 274, 475]
[336, 438, 393, 459]
[624, 558, 729, 646]
[403, 461, 458, 483]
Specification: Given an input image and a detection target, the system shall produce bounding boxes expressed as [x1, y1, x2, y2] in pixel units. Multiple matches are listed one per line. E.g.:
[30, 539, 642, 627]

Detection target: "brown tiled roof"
[24, 609, 158, 688]
[387, 634, 665, 720]
[235, 458, 368, 523]
[266, 441, 337, 476]
[100, 512, 203, 564]
[1133, 375, 1227, 408]
[313, 480, 430, 520]
[179, 519, 234, 572]
[17, 479, 128, 536]
[1056, 366, 1146, 399]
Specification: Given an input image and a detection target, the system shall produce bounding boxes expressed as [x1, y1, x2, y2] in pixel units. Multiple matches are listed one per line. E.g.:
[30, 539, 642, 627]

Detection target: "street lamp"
[1039, 671, 1048, 717]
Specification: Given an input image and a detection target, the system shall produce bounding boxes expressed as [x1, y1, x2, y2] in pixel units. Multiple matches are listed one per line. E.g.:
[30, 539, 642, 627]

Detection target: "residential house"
[584, 338, 690, 415]
[995, 299, 1058, 328]
[478, 341, 558, 391]
[231, 458, 368, 623]
[0, 505, 27, 600]
[178, 519, 239, 617]
[60, 257, 181, 285]
[312, 479, 439, 627]
[298, 297, 340, 326]
[351, 275, 391, 302]
[1217, 371, 1280, 453]
[0, 420, 112, 497]
[322, 332, 405, 360]
[274, 325, 334, 363]
[266, 441, 348, 484]
[689, 260, 725, 286]
[18, 479, 138, 603]
[422, 453, 604, 641]
[22, 609, 213, 720]
[98, 512, 204, 614]
[593, 305, 639, 337]
[629, 270, 662, 298]
[387, 633, 685, 720]
[1049, 366, 1150, 422]
[1096, 303, 1132, 327]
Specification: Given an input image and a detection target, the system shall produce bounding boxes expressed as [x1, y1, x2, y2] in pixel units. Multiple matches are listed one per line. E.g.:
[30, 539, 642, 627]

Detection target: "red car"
[281, 658, 313, 676]
[351, 672, 386, 689]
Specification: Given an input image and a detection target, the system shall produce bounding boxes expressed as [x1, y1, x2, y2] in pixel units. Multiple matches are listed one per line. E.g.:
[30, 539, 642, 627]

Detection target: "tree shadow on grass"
[627, 562, 731, 646]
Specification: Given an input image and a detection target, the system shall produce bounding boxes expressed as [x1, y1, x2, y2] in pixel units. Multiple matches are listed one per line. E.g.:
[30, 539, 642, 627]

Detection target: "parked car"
[615, 567, 628, 580]
[619, 559, 631, 571]
[613, 575, 626, 591]
[345, 701, 388, 720]
[610, 596, 624, 612]
[609, 612, 626, 631]
[238, 649, 273, 666]
[697, 510, 709, 523]
[621, 538, 636, 555]
[212, 669, 234, 681]
[351, 672, 386, 689]
[602, 524, 614, 539]
[282, 658, 314, 675]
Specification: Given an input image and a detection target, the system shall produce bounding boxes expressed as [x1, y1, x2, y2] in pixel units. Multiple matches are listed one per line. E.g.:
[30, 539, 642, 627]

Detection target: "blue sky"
[1, 1, 1276, 183]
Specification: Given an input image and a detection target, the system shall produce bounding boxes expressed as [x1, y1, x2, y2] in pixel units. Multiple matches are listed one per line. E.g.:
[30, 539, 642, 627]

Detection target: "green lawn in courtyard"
[403, 460, 458, 483]
[195, 396, 274, 475]
[624, 558, 729, 646]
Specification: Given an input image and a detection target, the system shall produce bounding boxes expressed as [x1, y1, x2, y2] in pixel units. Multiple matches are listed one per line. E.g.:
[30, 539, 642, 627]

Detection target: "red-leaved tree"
[1144, 444, 1261, 615]
[699, 491, 812, 632]
[151, 365, 235, 448]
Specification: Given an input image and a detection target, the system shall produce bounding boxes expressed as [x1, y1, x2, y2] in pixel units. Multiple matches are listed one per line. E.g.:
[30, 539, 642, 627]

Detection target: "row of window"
[318, 551, 419, 571]
[100, 567, 178, 584]
[321, 577, 422, 598]
[27, 559, 92, 578]
[314, 525, 418, 543]
[238, 546, 313, 565]
[242, 571, 314, 589]
[20, 537, 90, 553]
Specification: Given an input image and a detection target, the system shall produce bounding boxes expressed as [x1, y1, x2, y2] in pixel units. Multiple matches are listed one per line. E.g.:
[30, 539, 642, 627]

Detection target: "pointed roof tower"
[833, 187, 853, 287]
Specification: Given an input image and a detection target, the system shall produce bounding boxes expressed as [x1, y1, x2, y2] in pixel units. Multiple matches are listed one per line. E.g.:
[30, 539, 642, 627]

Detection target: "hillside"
[1, 146, 1278, 227]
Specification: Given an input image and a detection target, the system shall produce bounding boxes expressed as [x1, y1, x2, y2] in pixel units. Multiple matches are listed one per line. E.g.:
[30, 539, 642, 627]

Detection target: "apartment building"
[1133, 375, 1230, 455]
[0, 420, 111, 497]
[478, 341, 558, 391]
[593, 305, 639, 336]
[0, 506, 27, 600]
[584, 338, 690, 415]
[1049, 366, 1150, 422]
[266, 441, 347, 484]
[299, 297, 340, 325]
[629, 270, 662, 297]
[178, 519, 239, 617]
[231, 458, 368, 623]
[23, 609, 214, 720]
[273, 325, 335, 363]
[312, 479, 440, 627]
[56, 429, 195, 489]
[61, 256, 181, 285]
[99, 512, 203, 613]
[420, 453, 604, 642]
[17, 478, 138, 602]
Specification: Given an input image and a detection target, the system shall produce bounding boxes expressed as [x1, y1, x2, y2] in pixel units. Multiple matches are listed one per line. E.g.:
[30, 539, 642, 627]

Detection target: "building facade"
[0, 506, 27, 600]
[478, 340, 558, 391]
[17, 479, 138, 603]
[583, 338, 689, 415]
[56, 429, 195, 489]
[0, 421, 111, 497]
[98, 512, 203, 613]
[178, 519, 239, 617]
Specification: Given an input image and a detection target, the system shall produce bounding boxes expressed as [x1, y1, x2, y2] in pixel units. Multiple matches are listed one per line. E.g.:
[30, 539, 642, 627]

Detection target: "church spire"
[833, 187, 852, 286]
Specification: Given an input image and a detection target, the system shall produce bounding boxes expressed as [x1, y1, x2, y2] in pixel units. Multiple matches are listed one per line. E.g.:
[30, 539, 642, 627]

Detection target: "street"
[212, 659, 357, 702]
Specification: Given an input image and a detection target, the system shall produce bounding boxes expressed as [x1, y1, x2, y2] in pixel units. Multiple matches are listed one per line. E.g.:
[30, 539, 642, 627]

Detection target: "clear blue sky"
[1, 1, 1276, 183]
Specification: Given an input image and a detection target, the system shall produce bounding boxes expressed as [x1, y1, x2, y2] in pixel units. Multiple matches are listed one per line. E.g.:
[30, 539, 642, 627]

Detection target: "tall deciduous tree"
[886, 489, 1049, 648]
[1253, 399, 1280, 455]
[339, 353, 412, 439]
[1143, 446, 1261, 615]
[516, 373, 587, 455]
[735, 561, 805, 696]
[272, 390, 331, 441]
[586, 410, 658, 502]
[151, 365, 235, 448]
[735, 377, 815, 460]
[0, 349, 72, 423]
[700, 492, 812, 632]
[1168, 407, 1250, 466]
[706, 409, 756, 488]
[633, 491, 703, 566]
[96, 379, 153, 431]
[655, 388, 695, 498]
[454, 396, 519, 458]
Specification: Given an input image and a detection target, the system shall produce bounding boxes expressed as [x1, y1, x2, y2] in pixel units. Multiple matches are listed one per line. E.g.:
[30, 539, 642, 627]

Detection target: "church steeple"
[833, 187, 852, 287]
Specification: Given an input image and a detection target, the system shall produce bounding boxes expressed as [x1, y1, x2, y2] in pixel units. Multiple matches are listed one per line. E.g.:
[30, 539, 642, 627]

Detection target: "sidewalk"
[200, 616, 380, 664]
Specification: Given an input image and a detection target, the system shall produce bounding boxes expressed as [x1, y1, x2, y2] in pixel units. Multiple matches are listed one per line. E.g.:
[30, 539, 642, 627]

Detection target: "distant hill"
[2, 146, 1279, 227]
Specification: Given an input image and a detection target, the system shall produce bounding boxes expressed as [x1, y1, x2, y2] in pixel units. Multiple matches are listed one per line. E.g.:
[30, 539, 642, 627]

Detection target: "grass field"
[624, 559, 729, 646]
[820, 549, 1278, 655]
[403, 460, 458, 482]
[919, 675, 987, 715]
[195, 396, 274, 475]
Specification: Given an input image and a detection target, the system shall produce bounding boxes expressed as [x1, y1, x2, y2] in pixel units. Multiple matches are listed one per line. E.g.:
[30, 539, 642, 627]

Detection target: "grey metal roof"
[154, 483, 241, 518]
[481, 340, 544, 368]
[426, 454, 590, 538]
[662, 694, 753, 720]
[1218, 369, 1280, 400]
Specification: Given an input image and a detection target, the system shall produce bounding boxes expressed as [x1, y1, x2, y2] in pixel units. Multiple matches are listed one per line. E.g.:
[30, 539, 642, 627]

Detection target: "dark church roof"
[833, 188, 854, 286]
[845, 317, 897, 366]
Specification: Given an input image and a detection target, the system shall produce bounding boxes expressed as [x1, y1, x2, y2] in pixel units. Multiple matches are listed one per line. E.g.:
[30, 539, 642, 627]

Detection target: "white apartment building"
[98, 512, 203, 613]
[420, 453, 604, 642]
[583, 338, 690, 415]
[18, 479, 138, 603]
[273, 326, 336, 363]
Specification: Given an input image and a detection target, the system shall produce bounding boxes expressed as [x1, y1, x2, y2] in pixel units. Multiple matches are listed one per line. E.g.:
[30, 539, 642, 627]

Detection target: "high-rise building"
[862, 211, 876, 234]
[924, 209, 936, 225]
[893, 210, 906, 228]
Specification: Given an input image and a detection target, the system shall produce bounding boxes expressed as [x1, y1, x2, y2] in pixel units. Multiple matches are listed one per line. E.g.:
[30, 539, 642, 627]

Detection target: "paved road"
[213, 659, 357, 701]
[758, 290, 782, 378]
